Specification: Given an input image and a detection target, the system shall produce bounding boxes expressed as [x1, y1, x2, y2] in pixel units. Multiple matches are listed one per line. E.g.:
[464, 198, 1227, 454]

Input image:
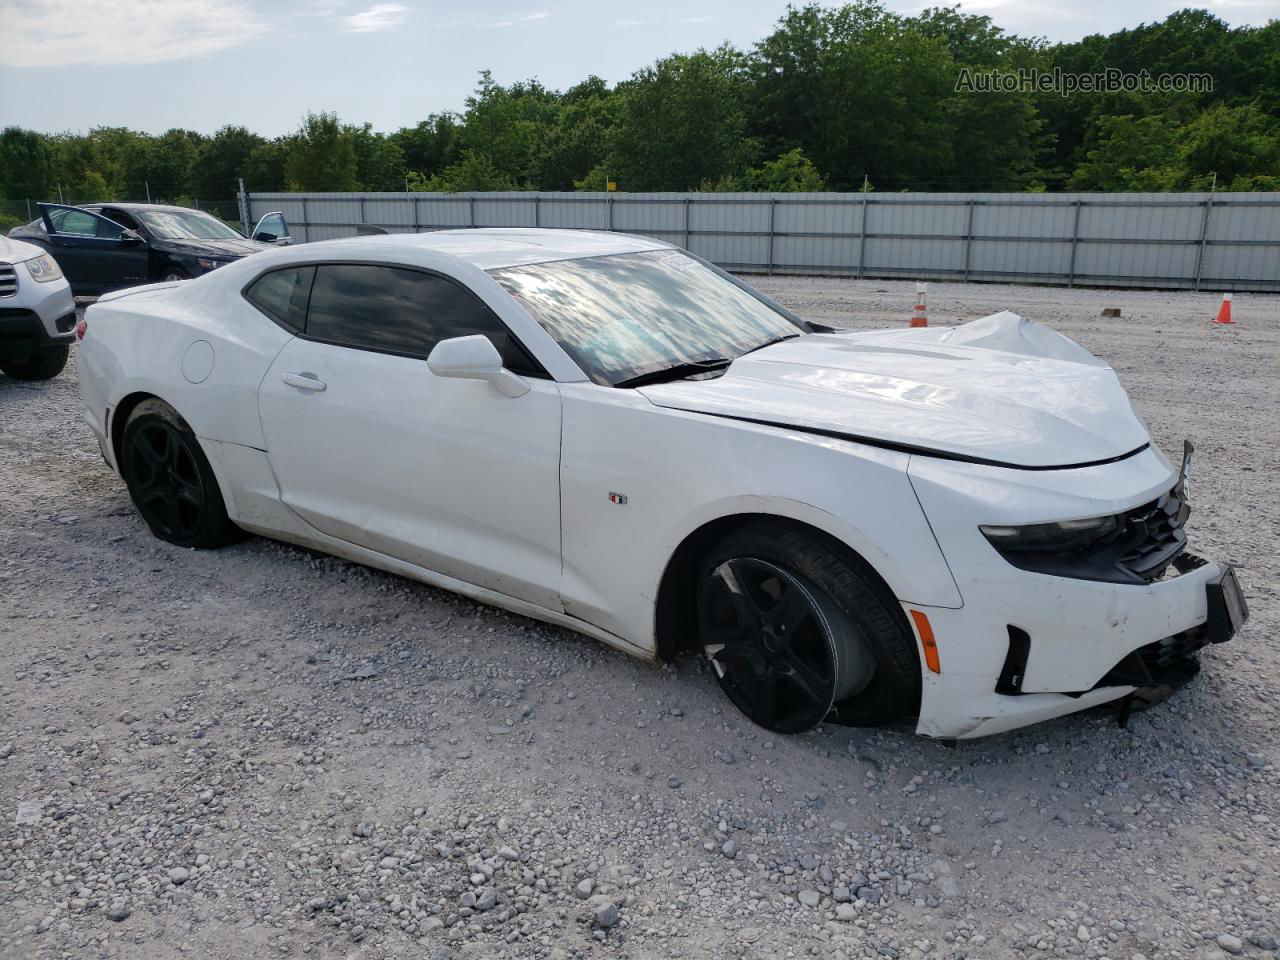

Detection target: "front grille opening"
[1095, 626, 1206, 689]
[995, 626, 1031, 695]
[0, 262, 17, 299]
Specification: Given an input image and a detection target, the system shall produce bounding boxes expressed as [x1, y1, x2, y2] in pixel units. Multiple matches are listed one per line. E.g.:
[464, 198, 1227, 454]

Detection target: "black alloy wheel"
[699, 556, 873, 733]
[121, 399, 240, 548]
[127, 420, 206, 541]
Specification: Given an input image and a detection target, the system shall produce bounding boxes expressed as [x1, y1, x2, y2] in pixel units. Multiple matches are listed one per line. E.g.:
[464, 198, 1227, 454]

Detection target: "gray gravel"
[1, 277, 1277, 959]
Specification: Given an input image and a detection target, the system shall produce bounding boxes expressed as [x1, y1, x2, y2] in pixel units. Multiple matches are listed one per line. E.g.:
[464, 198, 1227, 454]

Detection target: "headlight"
[197, 258, 229, 271]
[24, 253, 63, 283]
[980, 514, 1120, 552]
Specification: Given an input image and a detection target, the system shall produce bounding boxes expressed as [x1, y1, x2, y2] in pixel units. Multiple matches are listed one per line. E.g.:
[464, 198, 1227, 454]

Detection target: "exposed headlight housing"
[25, 253, 63, 283]
[980, 514, 1120, 553]
[197, 258, 229, 271]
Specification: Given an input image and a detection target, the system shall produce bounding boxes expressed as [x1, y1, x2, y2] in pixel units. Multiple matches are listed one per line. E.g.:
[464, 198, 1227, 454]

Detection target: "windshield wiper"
[739, 333, 801, 357]
[614, 357, 733, 389]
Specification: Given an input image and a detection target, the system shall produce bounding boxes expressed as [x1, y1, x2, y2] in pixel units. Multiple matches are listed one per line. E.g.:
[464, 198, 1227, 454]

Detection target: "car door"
[256, 261, 564, 611]
[37, 204, 149, 295]
[251, 211, 291, 244]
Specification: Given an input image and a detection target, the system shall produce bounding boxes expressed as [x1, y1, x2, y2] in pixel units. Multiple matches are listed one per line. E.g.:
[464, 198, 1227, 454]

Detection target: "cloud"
[479, 11, 550, 27]
[616, 15, 712, 26]
[0, 0, 268, 67]
[342, 2, 410, 32]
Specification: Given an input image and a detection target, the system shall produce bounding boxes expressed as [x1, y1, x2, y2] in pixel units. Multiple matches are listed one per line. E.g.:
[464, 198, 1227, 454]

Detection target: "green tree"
[537, 76, 620, 190]
[0, 127, 56, 218]
[608, 46, 755, 191]
[749, 148, 826, 191]
[1066, 115, 1179, 190]
[70, 169, 111, 205]
[412, 150, 516, 191]
[193, 125, 266, 199]
[459, 71, 561, 186]
[284, 112, 359, 191]
[148, 129, 201, 200]
[748, 3, 955, 190]
[915, 6, 1046, 189]
[349, 123, 405, 190]
[1174, 102, 1280, 189]
[245, 139, 289, 192]
[393, 114, 461, 180]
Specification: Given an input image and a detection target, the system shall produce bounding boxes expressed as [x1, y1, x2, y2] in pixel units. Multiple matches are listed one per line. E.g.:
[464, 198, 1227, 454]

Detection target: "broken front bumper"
[904, 446, 1246, 739]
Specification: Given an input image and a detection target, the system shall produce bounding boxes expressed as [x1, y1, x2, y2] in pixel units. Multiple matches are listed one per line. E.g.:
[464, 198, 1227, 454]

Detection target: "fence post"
[857, 193, 869, 279]
[469, 196, 476, 227]
[359, 196, 366, 225]
[1193, 192, 1215, 291]
[1067, 199, 1082, 288]
[534, 195, 540, 228]
[410, 193, 419, 233]
[607, 194, 614, 232]
[236, 179, 249, 233]
[962, 199, 975, 281]
[767, 197, 777, 275]
[301, 197, 309, 243]
[683, 197, 691, 251]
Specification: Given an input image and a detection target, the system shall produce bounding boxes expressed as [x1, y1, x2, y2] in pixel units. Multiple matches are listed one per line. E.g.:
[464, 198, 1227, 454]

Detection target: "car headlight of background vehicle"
[980, 514, 1120, 552]
[24, 254, 63, 283]
[197, 258, 230, 271]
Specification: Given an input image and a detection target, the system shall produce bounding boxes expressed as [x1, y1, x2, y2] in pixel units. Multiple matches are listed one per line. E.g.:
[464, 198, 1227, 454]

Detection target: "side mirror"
[426, 335, 529, 398]
[121, 229, 144, 245]
[253, 231, 278, 243]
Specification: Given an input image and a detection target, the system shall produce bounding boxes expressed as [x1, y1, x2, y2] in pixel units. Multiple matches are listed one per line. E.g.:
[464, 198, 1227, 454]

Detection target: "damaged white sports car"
[76, 229, 1248, 738]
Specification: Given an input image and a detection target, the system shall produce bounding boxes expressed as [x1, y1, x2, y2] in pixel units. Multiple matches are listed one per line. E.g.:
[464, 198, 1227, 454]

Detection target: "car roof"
[86, 202, 203, 215]
[296, 228, 673, 271]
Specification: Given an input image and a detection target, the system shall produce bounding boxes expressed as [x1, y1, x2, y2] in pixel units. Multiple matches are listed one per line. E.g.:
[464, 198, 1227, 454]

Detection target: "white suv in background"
[0, 235, 77, 381]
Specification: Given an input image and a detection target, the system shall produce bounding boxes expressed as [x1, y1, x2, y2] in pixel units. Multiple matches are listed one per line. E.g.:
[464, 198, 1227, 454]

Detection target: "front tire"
[160, 267, 189, 283]
[697, 522, 920, 734]
[121, 399, 239, 548]
[0, 346, 69, 381]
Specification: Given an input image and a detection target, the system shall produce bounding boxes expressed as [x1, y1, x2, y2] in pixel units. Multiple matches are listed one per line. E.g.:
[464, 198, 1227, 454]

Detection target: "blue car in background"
[8, 202, 290, 297]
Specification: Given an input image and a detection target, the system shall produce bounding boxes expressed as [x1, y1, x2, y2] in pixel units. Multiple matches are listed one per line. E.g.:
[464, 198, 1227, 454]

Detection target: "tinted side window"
[244, 266, 315, 332]
[55, 210, 103, 237]
[306, 264, 513, 360]
[101, 208, 140, 231]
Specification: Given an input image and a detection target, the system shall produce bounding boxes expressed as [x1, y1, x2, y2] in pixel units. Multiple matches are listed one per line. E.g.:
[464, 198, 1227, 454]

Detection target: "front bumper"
[905, 445, 1239, 739]
[0, 307, 76, 361]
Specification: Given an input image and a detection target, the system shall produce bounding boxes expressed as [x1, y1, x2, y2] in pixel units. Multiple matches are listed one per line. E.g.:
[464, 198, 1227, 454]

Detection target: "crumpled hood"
[152, 237, 273, 258]
[638, 311, 1152, 469]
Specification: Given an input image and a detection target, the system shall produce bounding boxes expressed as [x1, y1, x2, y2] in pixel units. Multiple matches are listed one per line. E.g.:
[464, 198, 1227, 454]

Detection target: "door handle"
[282, 372, 326, 392]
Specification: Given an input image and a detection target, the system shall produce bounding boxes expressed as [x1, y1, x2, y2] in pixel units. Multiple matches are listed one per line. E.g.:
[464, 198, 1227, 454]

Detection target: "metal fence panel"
[246, 190, 1280, 291]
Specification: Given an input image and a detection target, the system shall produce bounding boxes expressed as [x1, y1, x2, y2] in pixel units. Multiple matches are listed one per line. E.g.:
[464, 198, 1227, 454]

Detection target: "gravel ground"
[1, 277, 1277, 960]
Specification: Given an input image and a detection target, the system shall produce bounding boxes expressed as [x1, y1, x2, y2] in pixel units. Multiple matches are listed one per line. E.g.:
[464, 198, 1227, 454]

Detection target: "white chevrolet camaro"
[76, 229, 1248, 739]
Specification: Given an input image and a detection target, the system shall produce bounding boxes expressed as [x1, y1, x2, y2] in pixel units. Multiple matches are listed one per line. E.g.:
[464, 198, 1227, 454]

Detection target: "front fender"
[558, 386, 963, 653]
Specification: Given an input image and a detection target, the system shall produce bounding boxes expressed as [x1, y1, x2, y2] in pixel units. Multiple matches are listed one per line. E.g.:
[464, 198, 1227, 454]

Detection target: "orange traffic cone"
[1212, 293, 1233, 325]
[910, 282, 928, 328]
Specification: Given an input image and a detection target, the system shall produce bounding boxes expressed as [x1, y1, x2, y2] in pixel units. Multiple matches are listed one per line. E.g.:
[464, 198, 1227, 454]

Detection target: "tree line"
[2, 2, 1277, 228]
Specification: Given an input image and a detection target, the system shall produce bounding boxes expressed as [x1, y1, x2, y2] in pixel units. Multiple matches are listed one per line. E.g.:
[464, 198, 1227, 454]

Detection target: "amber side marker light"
[909, 609, 941, 674]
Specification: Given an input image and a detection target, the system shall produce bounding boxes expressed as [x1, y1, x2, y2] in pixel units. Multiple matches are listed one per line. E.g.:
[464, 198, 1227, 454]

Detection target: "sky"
[1, 0, 1277, 137]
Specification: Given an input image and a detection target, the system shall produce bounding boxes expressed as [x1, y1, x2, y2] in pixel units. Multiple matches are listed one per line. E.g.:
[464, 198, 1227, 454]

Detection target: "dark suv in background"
[8, 203, 290, 297]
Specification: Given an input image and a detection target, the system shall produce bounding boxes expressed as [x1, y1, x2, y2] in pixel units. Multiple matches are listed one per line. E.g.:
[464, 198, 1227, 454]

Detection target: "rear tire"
[696, 521, 921, 733]
[160, 267, 189, 283]
[121, 399, 240, 548]
[0, 346, 69, 381]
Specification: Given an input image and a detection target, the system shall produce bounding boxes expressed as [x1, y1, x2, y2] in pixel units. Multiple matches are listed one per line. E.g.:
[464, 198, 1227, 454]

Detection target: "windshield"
[135, 209, 243, 241]
[491, 250, 805, 386]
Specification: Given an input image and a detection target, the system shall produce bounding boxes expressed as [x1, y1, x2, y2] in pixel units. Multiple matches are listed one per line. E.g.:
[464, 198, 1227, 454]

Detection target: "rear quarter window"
[244, 266, 315, 333]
